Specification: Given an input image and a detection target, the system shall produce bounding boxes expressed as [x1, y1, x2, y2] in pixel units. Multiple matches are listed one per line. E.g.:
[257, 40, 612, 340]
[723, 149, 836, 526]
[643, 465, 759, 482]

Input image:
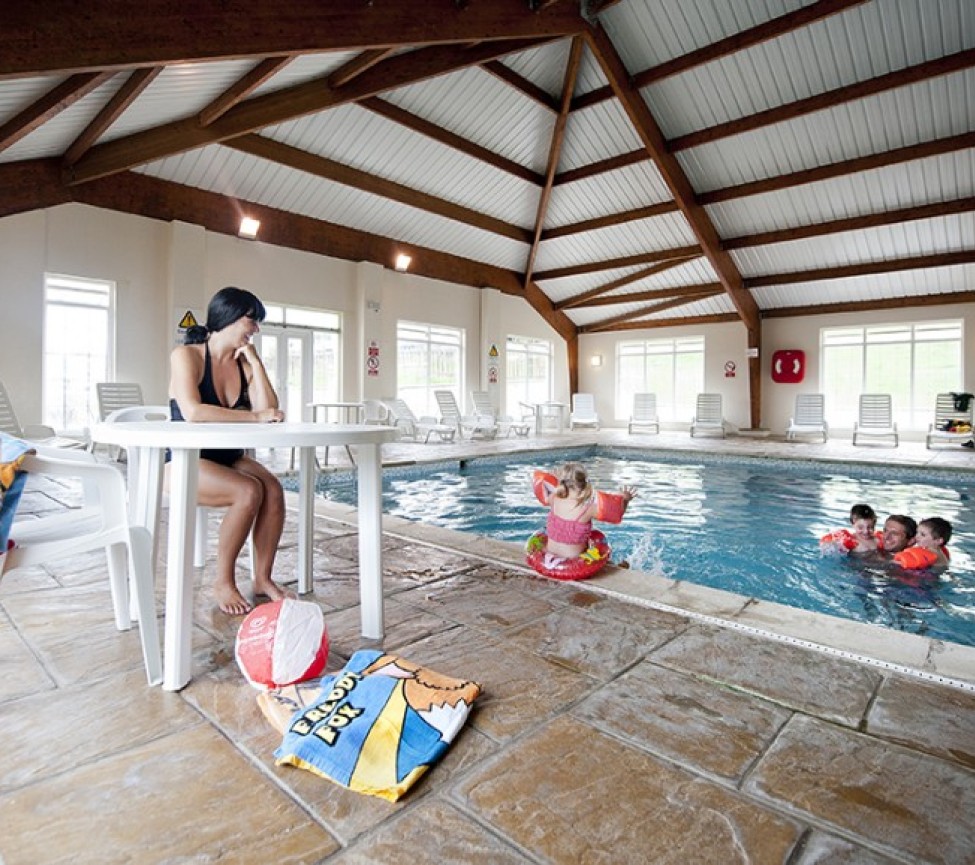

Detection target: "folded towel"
[0, 433, 34, 561]
[263, 649, 481, 801]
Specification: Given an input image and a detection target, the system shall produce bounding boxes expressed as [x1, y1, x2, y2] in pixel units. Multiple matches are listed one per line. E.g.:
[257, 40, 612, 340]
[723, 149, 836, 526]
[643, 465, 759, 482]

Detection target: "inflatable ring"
[525, 529, 611, 581]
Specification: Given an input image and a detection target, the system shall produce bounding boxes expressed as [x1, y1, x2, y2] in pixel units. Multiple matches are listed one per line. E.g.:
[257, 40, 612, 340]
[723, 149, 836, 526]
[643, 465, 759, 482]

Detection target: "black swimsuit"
[170, 343, 251, 467]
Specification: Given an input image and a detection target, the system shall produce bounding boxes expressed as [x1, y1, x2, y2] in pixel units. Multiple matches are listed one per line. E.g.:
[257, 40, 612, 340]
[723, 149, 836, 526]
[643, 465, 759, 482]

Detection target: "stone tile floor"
[1, 430, 974, 863]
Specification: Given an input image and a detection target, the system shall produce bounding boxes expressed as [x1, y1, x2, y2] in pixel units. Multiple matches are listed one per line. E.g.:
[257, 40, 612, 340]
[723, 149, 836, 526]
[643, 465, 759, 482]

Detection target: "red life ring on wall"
[525, 529, 611, 580]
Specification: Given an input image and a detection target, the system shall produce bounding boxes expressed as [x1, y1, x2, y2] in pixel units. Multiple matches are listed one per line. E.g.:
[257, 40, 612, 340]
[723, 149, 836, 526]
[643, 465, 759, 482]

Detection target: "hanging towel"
[950, 392, 974, 412]
[0, 433, 34, 561]
[264, 649, 481, 801]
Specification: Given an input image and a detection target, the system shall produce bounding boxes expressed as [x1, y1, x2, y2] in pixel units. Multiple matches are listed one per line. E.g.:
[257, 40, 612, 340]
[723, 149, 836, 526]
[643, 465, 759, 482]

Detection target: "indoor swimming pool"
[311, 447, 975, 647]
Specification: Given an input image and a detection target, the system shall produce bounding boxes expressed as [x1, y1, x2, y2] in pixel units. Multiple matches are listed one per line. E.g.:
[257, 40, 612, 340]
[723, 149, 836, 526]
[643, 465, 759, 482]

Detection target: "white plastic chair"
[362, 399, 390, 425]
[786, 394, 828, 442]
[853, 394, 898, 447]
[570, 393, 600, 431]
[383, 398, 456, 443]
[690, 394, 726, 438]
[1, 446, 162, 685]
[0, 378, 90, 450]
[628, 393, 660, 434]
[96, 382, 145, 459]
[435, 390, 497, 439]
[103, 405, 255, 573]
[926, 393, 973, 449]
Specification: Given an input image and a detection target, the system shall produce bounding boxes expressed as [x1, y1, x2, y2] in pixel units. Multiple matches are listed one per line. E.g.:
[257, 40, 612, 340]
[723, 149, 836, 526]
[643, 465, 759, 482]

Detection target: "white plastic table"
[91, 421, 397, 691]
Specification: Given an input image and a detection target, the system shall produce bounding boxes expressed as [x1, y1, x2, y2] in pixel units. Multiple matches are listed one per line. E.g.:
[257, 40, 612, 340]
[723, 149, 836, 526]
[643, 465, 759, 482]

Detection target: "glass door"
[255, 326, 313, 422]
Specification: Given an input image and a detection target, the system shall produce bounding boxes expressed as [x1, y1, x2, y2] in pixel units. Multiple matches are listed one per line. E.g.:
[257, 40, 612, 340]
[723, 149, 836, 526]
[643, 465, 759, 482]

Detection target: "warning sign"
[488, 344, 499, 358]
[179, 310, 198, 329]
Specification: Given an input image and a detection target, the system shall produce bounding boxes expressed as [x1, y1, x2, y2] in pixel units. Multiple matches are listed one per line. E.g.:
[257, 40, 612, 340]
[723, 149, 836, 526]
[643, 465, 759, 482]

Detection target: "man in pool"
[881, 515, 917, 556]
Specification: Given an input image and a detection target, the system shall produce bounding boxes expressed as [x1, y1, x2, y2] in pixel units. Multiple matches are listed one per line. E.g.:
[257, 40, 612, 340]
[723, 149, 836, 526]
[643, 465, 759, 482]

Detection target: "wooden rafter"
[524, 35, 584, 288]
[699, 131, 975, 205]
[570, 281, 721, 309]
[226, 135, 532, 243]
[0, 72, 114, 154]
[1, 0, 586, 78]
[723, 197, 975, 250]
[572, 0, 868, 110]
[671, 47, 975, 153]
[198, 57, 295, 127]
[763, 291, 975, 318]
[63, 67, 162, 165]
[554, 256, 701, 309]
[327, 49, 397, 88]
[580, 289, 725, 332]
[554, 149, 645, 185]
[481, 60, 561, 110]
[361, 97, 543, 184]
[600, 312, 741, 331]
[541, 200, 680, 240]
[534, 245, 701, 281]
[65, 38, 555, 184]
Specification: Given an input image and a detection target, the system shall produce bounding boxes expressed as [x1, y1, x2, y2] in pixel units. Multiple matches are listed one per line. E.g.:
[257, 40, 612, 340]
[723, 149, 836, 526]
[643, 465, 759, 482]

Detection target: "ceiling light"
[394, 253, 412, 272]
[238, 217, 260, 239]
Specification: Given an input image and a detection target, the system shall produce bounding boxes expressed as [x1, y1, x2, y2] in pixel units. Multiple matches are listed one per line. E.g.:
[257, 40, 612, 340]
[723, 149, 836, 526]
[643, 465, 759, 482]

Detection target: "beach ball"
[235, 598, 329, 690]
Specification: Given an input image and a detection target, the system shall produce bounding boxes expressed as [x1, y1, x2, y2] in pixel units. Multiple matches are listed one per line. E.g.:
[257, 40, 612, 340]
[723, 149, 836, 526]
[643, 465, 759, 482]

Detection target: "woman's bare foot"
[214, 582, 253, 616]
[253, 577, 296, 602]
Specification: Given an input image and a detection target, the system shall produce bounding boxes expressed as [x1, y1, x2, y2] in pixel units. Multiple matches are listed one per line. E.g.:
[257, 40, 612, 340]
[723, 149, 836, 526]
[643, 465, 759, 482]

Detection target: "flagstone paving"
[2, 433, 974, 863]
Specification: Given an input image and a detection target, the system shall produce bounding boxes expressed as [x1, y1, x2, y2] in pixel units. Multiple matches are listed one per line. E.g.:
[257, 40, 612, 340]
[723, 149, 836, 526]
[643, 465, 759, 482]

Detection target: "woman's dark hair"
[184, 287, 266, 344]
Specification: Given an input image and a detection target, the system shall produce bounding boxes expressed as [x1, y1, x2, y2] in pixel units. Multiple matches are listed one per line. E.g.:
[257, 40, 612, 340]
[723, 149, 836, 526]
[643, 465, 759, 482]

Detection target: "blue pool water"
[309, 447, 975, 647]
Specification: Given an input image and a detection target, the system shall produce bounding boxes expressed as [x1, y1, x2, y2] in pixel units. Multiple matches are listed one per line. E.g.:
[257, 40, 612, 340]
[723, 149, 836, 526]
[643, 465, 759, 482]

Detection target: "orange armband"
[820, 529, 857, 551]
[893, 547, 938, 569]
[594, 490, 627, 524]
[532, 470, 558, 505]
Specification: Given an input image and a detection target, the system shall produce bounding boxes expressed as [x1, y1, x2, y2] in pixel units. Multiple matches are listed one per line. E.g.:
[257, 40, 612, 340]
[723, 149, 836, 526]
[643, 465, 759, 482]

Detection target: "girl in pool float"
[525, 462, 636, 580]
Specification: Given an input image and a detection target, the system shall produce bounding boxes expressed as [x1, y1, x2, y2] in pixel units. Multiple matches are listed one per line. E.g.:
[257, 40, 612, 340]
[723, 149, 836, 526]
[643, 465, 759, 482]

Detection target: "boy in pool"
[893, 516, 952, 569]
[821, 503, 882, 555]
[543, 462, 636, 559]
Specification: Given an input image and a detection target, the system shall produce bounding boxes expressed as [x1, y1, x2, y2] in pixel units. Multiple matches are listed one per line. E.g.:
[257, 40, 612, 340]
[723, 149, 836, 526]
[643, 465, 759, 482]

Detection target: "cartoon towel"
[0, 433, 34, 562]
[261, 649, 481, 802]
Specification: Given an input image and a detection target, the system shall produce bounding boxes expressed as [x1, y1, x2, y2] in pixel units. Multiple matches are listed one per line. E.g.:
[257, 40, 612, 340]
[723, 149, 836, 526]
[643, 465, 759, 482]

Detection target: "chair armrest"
[22, 424, 57, 438]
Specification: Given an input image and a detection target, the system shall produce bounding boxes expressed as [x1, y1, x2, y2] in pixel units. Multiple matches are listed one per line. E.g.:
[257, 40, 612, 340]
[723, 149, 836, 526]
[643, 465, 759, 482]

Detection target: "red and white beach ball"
[235, 598, 329, 690]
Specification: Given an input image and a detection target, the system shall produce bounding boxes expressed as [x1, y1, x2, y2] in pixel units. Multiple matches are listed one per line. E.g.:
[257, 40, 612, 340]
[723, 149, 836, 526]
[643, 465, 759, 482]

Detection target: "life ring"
[525, 528, 611, 581]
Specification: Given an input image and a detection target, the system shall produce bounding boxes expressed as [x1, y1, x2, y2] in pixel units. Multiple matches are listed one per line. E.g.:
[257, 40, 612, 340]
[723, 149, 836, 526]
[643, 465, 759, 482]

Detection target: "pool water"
[311, 447, 975, 647]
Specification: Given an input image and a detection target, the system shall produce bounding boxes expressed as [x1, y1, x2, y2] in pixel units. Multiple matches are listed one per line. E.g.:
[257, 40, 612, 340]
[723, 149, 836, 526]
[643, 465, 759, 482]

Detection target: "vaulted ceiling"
[2, 0, 973, 347]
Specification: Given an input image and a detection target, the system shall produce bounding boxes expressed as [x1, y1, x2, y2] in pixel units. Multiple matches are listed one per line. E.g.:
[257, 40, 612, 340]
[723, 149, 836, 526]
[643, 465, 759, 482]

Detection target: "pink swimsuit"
[546, 512, 592, 545]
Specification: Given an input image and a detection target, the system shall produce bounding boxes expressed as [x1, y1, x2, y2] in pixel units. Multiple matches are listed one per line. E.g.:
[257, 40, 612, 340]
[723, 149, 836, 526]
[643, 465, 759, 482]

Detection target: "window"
[616, 336, 704, 422]
[43, 274, 114, 432]
[397, 321, 464, 417]
[505, 336, 552, 417]
[821, 321, 963, 428]
[256, 305, 341, 422]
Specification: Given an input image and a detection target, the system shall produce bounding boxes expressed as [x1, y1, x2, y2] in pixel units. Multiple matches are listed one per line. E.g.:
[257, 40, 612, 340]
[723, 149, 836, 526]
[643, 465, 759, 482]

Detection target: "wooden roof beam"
[0, 72, 114, 154]
[571, 281, 721, 309]
[197, 57, 295, 127]
[534, 245, 701, 280]
[524, 35, 584, 288]
[65, 38, 555, 184]
[580, 289, 726, 332]
[541, 200, 680, 240]
[763, 291, 975, 318]
[554, 256, 701, 308]
[481, 60, 561, 110]
[1, 0, 587, 78]
[226, 135, 533, 243]
[573, 0, 868, 110]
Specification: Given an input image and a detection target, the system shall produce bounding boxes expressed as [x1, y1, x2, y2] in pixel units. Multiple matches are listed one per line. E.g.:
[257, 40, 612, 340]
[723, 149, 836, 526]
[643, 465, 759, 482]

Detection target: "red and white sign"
[724, 361, 736, 378]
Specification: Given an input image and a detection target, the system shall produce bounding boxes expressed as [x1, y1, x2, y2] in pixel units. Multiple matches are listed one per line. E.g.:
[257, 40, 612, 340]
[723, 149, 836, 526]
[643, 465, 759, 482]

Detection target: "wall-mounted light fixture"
[238, 216, 260, 239]
[590, 354, 603, 367]
[394, 253, 412, 272]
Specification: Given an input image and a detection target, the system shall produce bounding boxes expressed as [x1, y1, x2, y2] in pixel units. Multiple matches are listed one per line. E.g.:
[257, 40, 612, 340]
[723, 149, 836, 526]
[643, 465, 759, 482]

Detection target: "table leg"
[298, 445, 314, 594]
[163, 448, 199, 691]
[356, 442, 384, 640]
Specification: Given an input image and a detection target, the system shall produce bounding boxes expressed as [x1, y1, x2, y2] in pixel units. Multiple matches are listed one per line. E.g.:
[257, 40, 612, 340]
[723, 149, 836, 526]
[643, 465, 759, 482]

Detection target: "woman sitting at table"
[169, 286, 289, 615]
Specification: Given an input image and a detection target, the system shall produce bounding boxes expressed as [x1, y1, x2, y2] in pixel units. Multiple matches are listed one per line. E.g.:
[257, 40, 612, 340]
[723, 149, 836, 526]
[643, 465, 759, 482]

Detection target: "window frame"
[615, 335, 705, 422]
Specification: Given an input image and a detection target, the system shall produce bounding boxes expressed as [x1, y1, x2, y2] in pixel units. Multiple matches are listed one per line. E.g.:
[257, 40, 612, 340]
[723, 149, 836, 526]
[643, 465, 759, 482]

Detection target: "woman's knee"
[235, 474, 265, 514]
[262, 476, 285, 517]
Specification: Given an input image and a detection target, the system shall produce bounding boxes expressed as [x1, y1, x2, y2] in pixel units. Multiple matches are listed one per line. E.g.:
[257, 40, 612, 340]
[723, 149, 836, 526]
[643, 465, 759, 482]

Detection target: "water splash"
[623, 532, 670, 578]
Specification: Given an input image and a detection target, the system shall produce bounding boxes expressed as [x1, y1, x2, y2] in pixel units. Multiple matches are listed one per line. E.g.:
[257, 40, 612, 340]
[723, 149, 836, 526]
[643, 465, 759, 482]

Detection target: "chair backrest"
[104, 405, 170, 423]
[696, 393, 723, 423]
[434, 390, 462, 424]
[572, 393, 597, 417]
[0, 379, 24, 437]
[96, 383, 145, 421]
[794, 393, 825, 426]
[633, 393, 657, 419]
[385, 398, 418, 423]
[934, 392, 973, 424]
[362, 399, 389, 424]
[858, 394, 892, 428]
[471, 391, 495, 418]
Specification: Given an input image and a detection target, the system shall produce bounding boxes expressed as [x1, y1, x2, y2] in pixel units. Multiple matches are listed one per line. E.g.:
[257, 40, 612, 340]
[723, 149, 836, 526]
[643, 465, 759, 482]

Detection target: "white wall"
[0, 203, 563, 427]
[4, 204, 971, 435]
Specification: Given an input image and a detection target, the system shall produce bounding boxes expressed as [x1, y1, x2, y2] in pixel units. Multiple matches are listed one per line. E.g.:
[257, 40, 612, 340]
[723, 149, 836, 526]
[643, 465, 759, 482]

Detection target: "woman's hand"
[234, 343, 261, 366]
[254, 407, 285, 423]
